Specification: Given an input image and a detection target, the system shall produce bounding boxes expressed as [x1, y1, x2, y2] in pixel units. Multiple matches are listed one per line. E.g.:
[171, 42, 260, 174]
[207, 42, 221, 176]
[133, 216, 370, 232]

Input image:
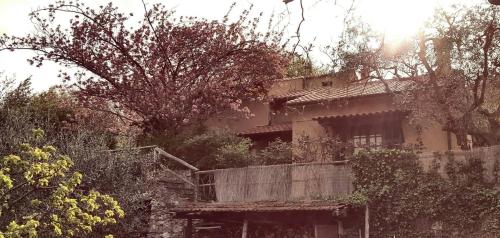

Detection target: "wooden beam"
[184, 219, 193, 238]
[174, 210, 344, 222]
[155, 147, 199, 171]
[162, 166, 195, 186]
[197, 160, 349, 174]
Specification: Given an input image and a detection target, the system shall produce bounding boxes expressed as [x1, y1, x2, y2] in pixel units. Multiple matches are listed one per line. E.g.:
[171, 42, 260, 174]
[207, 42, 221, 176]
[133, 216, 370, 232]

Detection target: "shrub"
[175, 129, 253, 170]
[255, 138, 292, 165]
[0, 79, 149, 237]
[0, 130, 124, 237]
[295, 134, 353, 162]
[349, 149, 500, 238]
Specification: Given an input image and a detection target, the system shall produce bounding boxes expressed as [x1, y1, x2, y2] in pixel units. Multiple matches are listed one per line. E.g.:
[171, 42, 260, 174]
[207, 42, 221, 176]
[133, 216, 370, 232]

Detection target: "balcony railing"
[194, 161, 354, 203]
[145, 145, 500, 205]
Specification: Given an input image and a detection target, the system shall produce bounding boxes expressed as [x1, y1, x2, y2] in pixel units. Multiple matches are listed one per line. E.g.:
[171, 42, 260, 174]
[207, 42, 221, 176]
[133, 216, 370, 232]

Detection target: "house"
[171, 74, 465, 238]
[209, 74, 460, 156]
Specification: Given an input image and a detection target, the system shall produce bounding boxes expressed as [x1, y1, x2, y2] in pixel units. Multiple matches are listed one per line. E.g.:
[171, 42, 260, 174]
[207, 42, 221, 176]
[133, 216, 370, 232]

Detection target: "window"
[322, 113, 405, 155]
[330, 119, 403, 153]
[353, 134, 383, 151]
[351, 125, 384, 153]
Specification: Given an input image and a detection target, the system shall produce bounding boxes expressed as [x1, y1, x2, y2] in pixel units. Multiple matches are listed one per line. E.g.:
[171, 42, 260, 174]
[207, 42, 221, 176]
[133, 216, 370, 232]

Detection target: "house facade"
[164, 75, 470, 238]
[209, 74, 460, 157]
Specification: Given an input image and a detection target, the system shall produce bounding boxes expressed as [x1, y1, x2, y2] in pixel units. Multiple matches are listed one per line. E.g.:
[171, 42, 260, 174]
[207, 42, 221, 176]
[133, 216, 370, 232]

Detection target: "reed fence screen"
[195, 145, 500, 203]
[203, 162, 353, 202]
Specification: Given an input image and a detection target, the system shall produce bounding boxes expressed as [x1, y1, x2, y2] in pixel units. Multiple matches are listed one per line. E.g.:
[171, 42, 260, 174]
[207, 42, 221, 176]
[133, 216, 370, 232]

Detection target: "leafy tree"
[0, 79, 149, 237]
[394, 4, 500, 148]
[1, 1, 289, 136]
[174, 129, 253, 170]
[326, 3, 500, 147]
[0, 78, 127, 155]
[0, 129, 124, 237]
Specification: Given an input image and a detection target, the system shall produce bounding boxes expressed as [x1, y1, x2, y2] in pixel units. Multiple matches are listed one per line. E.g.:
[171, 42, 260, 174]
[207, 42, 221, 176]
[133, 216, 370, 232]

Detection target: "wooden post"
[242, 220, 248, 238]
[447, 131, 452, 151]
[184, 219, 193, 238]
[365, 204, 369, 238]
[193, 172, 199, 202]
[338, 220, 344, 237]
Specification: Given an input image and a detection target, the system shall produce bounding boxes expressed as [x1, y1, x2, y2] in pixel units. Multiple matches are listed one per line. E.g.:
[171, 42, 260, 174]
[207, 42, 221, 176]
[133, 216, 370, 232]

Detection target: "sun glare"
[360, 0, 439, 45]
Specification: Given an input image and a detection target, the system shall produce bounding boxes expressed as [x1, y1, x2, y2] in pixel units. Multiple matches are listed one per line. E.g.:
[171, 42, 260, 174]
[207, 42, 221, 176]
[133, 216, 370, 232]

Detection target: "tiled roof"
[238, 123, 292, 136]
[314, 109, 402, 121]
[172, 201, 347, 213]
[287, 79, 415, 105]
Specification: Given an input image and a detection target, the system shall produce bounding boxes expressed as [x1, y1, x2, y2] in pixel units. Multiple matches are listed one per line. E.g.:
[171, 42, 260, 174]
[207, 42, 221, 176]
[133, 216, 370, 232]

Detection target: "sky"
[0, 0, 486, 91]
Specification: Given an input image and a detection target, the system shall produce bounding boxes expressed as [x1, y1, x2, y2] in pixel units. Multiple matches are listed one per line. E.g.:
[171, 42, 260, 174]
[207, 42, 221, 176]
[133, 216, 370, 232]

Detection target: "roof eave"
[286, 92, 391, 107]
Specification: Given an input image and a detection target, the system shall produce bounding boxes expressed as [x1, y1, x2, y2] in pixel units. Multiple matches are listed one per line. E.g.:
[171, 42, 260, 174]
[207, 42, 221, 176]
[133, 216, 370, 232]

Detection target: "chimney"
[360, 65, 371, 81]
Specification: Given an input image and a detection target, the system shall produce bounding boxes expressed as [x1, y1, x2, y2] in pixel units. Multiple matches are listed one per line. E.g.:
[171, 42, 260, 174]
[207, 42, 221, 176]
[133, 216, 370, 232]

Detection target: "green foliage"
[349, 149, 500, 238]
[295, 134, 353, 162]
[285, 54, 328, 78]
[0, 79, 75, 156]
[0, 78, 150, 237]
[286, 54, 314, 77]
[175, 129, 253, 170]
[254, 139, 292, 165]
[173, 130, 293, 169]
[0, 131, 124, 237]
[59, 132, 152, 238]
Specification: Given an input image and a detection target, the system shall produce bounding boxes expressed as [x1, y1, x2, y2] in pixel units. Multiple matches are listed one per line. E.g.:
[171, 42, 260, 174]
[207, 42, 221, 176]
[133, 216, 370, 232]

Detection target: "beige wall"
[268, 73, 355, 98]
[289, 95, 458, 153]
[270, 107, 295, 125]
[401, 118, 460, 151]
[304, 73, 353, 89]
[207, 79, 459, 153]
[268, 78, 304, 97]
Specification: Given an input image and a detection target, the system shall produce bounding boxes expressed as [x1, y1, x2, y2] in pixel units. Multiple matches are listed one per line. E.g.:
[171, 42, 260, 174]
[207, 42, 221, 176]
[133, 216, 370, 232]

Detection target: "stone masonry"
[147, 171, 194, 238]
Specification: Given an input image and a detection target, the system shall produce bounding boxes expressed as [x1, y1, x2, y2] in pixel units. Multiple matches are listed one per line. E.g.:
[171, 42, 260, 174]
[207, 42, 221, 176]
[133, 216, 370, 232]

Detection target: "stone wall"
[147, 171, 194, 238]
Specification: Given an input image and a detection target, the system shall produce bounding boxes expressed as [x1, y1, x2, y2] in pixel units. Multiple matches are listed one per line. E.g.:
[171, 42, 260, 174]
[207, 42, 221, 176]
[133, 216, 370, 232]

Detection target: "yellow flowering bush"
[0, 130, 124, 237]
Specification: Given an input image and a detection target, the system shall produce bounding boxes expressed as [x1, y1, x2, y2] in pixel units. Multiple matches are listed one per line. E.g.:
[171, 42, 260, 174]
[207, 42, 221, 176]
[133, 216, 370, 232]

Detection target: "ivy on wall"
[348, 149, 500, 238]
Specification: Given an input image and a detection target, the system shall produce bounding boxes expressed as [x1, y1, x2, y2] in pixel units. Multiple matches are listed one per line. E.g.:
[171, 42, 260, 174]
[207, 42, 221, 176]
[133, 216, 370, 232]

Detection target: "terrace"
[151, 144, 500, 237]
[193, 161, 353, 203]
[169, 157, 355, 238]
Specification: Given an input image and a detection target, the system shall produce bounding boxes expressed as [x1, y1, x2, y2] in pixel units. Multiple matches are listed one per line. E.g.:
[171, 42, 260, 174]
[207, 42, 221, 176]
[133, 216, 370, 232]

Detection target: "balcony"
[152, 146, 355, 236]
[194, 161, 353, 203]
